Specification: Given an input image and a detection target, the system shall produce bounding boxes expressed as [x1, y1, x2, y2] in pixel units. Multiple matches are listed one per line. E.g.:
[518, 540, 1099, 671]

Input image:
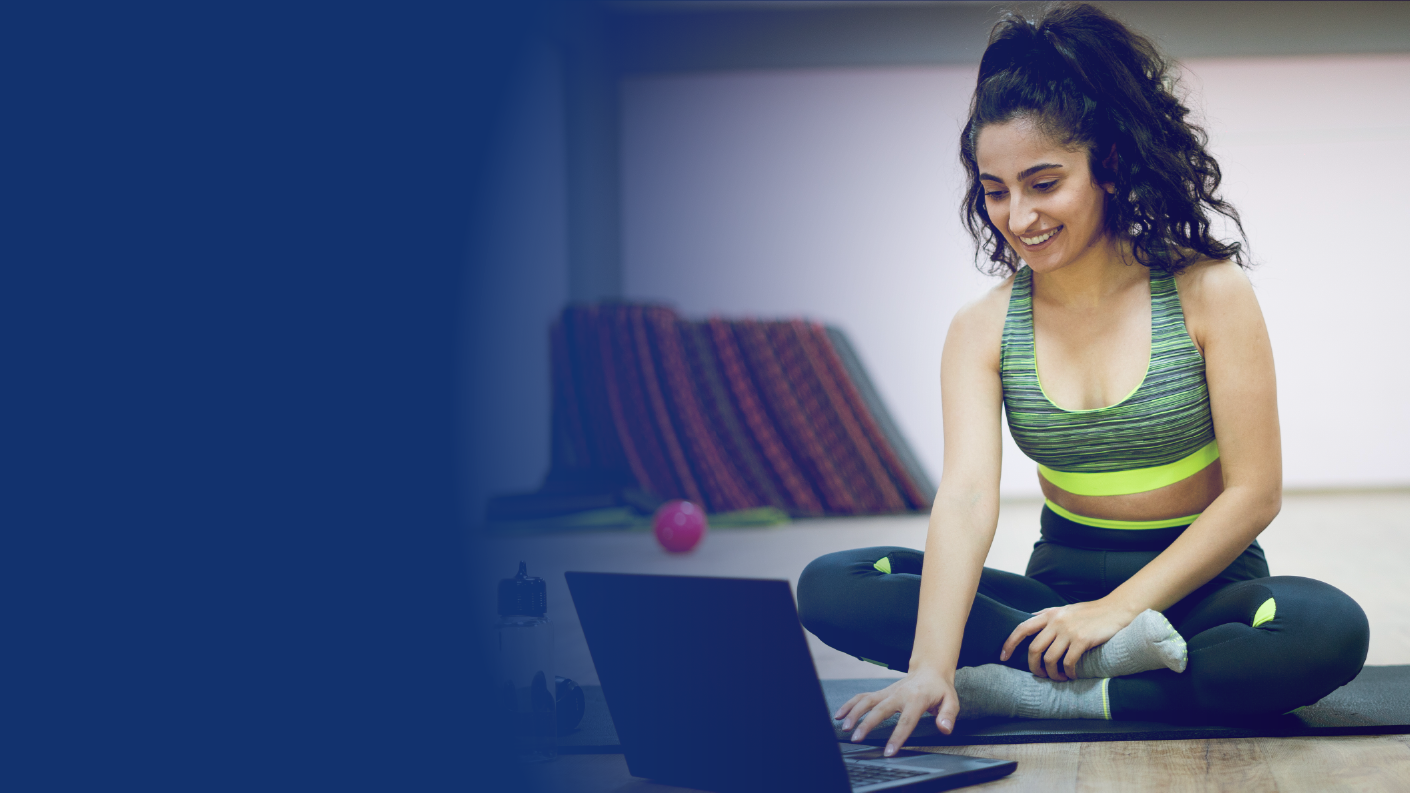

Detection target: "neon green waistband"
[1045, 499, 1201, 530]
[1038, 440, 1219, 497]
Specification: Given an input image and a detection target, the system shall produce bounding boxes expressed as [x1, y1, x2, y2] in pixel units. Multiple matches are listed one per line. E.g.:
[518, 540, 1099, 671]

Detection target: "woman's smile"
[1019, 225, 1063, 249]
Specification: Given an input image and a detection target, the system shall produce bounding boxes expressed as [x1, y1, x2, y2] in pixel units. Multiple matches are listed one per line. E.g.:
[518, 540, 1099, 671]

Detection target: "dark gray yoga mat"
[561, 665, 1410, 753]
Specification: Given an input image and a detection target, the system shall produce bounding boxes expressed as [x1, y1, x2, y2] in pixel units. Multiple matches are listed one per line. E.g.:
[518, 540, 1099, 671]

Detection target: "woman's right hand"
[832, 665, 960, 757]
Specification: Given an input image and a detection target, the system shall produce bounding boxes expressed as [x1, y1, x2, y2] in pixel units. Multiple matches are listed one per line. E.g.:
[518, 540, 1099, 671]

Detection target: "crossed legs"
[797, 546, 1369, 720]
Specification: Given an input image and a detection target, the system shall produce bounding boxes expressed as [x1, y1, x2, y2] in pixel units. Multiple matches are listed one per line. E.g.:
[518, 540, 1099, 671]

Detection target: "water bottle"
[494, 562, 555, 763]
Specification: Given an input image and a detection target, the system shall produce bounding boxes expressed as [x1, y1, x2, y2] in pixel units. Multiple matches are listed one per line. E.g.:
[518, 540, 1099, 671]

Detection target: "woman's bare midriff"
[1039, 458, 1224, 522]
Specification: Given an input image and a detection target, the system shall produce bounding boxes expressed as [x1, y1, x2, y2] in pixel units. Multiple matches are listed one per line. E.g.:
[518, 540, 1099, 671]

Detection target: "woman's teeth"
[1021, 228, 1059, 245]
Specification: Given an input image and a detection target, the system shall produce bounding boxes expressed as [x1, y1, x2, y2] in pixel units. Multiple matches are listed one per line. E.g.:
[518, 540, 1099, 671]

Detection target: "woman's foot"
[955, 664, 1109, 720]
[1074, 609, 1186, 678]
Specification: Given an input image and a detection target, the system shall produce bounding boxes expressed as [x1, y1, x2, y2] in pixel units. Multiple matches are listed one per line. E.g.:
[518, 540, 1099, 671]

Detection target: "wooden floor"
[943, 736, 1410, 792]
[521, 736, 1410, 792]
[484, 490, 1410, 792]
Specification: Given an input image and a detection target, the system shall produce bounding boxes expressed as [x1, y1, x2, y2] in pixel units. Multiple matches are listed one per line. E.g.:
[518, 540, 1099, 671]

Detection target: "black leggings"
[797, 509, 1369, 720]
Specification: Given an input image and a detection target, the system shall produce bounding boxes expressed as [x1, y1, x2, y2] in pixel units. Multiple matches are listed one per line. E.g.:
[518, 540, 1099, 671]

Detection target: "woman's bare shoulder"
[952, 273, 1015, 332]
[1174, 259, 1263, 349]
[1176, 257, 1251, 295]
[945, 273, 1016, 368]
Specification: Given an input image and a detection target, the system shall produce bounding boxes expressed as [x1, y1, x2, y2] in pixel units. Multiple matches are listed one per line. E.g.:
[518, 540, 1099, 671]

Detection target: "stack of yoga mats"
[488, 304, 934, 525]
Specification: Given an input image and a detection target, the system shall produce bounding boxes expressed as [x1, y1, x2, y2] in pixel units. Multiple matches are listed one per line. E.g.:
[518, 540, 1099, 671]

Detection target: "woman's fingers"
[935, 690, 960, 735]
[1001, 613, 1049, 662]
[1043, 637, 1071, 681]
[836, 672, 957, 750]
[850, 696, 901, 742]
[837, 691, 881, 731]
[884, 701, 927, 756]
[837, 681, 903, 726]
[1027, 624, 1057, 677]
[1062, 642, 1089, 680]
[881, 688, 962, 752]
[834, 691, 871, 723]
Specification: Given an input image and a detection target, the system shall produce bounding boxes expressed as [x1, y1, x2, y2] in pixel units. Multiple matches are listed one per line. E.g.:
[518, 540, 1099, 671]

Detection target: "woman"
[797, 2, 1368, 757]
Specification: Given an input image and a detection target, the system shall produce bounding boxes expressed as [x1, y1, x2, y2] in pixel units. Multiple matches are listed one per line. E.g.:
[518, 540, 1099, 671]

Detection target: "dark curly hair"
[960, 2, 1247, 276]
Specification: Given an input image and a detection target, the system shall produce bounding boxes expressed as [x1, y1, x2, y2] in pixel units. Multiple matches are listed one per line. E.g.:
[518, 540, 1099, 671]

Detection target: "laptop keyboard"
[846, 761, 930, 788]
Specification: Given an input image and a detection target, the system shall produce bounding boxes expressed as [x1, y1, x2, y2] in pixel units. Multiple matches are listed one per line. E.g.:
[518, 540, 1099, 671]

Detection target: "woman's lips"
[1019, 225, 1062, 250]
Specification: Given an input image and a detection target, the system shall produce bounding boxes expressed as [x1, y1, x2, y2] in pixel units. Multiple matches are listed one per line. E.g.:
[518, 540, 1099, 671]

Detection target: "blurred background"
[469, 0, 1410, 524]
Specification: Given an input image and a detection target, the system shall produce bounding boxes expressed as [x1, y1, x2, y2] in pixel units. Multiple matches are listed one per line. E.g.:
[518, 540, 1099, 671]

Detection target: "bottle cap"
[497, 561, 547, 617]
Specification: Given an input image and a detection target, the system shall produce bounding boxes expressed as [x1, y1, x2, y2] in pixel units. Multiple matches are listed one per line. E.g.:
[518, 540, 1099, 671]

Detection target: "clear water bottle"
[494, 562, 556, 763]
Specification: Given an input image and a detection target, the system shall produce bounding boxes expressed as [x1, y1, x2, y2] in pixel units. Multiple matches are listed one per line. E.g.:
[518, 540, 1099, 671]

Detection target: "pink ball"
[653, 500, 708, 553]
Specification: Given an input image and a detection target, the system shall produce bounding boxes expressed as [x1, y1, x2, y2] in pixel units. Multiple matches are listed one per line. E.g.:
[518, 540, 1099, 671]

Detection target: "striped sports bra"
[1000, 266, 1218, 524]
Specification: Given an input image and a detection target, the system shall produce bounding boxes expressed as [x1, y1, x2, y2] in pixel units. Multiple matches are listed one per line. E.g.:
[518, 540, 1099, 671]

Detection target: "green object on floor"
[487, 505, 791, 534]
[706, 507, 791, 528]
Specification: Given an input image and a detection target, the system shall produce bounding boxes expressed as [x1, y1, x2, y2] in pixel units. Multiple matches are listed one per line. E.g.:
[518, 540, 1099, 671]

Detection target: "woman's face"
[975, 117, 1116, 275]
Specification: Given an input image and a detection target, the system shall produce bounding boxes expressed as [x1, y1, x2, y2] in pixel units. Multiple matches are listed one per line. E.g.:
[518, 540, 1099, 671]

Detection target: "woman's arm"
[910, 292, 1007, 674]
[1103, 262, 1282, 610]
[1003, 260, 1282, 680]
[835, 285, 1008, 753]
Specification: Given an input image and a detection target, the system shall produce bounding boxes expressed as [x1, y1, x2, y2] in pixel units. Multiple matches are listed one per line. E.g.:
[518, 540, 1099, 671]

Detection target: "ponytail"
[960, 2, 1247, 276]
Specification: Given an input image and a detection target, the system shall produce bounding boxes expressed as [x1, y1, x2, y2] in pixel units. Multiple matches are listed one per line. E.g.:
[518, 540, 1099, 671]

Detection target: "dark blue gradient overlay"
[6, 2, 559, 790]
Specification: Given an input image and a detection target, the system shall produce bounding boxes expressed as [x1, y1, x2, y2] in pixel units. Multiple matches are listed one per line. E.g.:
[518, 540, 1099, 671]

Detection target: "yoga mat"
[561, 666, 1410, 753]
[825, 326, 935, 497]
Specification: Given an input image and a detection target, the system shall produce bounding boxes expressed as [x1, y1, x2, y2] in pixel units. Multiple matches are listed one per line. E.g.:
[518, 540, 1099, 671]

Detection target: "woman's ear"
[1099, 144, 1118, 194]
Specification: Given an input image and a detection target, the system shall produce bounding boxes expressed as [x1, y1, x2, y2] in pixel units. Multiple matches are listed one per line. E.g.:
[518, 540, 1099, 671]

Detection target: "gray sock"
[1075, 609, 1187, 678]
[955, 664, 1109, 720]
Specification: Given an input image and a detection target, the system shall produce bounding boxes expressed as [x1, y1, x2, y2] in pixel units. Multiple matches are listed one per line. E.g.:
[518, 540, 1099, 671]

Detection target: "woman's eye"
[984, 189, 1007, 199]
[1034, 181, 1057, 191]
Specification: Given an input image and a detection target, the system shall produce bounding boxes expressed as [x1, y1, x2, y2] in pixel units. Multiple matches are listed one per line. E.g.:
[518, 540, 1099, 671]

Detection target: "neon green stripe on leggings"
[873, 557, 892, 574]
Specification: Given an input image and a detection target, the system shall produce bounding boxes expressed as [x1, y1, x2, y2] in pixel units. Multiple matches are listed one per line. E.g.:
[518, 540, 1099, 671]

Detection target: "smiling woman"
[796, 1, 1369, 758]
[975, 125, 1115, 279]
[958, 2, 1246, 279]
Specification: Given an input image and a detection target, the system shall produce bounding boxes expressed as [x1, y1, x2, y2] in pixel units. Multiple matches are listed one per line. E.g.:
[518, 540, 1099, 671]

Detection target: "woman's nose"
[1008, 194, 1038, 236]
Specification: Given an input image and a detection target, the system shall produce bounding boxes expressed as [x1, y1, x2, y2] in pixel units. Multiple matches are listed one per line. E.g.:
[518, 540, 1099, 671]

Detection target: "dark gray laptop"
[565, 571, 1017, 792]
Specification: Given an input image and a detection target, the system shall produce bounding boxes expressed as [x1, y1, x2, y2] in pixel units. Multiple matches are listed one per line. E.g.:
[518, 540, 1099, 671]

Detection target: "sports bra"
[1000, 266, 1219, 512]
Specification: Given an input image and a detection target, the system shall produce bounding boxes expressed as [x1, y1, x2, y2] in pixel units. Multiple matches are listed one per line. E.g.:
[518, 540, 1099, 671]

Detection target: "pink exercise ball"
[653, 500, 708, 553]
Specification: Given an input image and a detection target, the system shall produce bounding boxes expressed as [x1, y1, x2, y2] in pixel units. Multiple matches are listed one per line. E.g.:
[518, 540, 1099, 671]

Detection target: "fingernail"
[851, 730, 861, 742]
[941, 719, 952, 732]
[842, 720, 852, 730]
[884, 745, 895, 757]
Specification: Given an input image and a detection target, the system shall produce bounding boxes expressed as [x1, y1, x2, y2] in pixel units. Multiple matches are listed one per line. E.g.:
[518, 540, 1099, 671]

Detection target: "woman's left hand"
[1000, 600, 1135, 681]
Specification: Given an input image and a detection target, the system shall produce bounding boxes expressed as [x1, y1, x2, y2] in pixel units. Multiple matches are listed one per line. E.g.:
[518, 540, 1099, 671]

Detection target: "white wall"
[620, 55, 1410, 495]
[1182, 55, 1410, 490]
[465, 43, 570, 523]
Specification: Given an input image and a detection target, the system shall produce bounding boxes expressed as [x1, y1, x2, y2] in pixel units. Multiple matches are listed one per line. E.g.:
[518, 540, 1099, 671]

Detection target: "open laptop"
[565, 571, 1016, 792]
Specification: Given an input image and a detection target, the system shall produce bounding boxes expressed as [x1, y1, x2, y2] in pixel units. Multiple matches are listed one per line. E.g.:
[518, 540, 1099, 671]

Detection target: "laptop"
[565, 571, 1017, 792]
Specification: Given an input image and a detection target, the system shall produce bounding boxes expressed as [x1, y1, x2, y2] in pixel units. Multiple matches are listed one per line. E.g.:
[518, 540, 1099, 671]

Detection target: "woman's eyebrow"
[979, 163, 1065, 183]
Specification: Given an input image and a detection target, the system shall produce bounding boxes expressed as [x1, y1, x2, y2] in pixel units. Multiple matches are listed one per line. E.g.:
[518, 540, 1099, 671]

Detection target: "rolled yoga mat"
[560, 666, 1410, 753]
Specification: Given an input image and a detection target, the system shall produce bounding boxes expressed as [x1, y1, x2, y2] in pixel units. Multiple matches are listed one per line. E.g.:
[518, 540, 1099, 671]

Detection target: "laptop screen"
[566, 572, 851, 793]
